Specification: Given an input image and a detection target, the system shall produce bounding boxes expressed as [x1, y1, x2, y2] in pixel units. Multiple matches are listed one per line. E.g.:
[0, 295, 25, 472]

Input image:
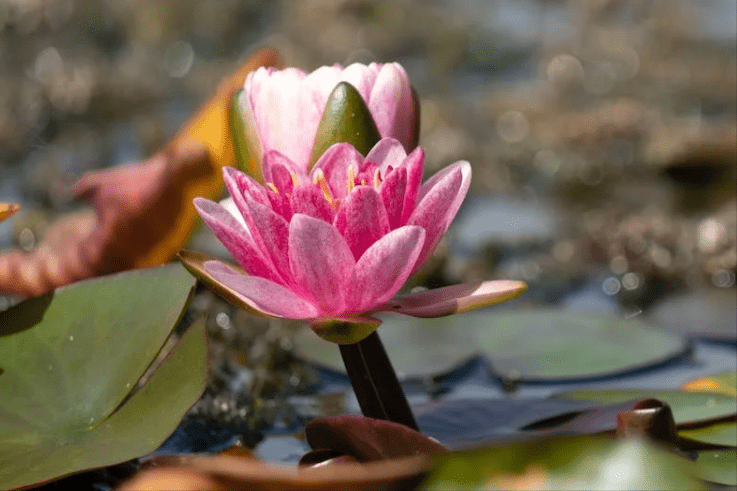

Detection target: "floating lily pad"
[683, 371, 737, 398]
[420, 435, 703, 490]
[0, 265, 206, 490]
[295, 309, 688, 380]
[556, 389, 737, 425]
[648, 289, 737, 341]
[681, 422, 737, 448]
[696, 449, 737, 486]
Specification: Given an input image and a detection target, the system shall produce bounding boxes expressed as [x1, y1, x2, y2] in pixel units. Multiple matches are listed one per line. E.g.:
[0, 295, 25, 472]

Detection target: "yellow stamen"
[361, 179, 367, 186]
[373, 168, 382, 189]
[290, 172, 301, 187]
[266, 182, 279, 194]
[347, 164, 357, 195]
[313, 169, 337, 209]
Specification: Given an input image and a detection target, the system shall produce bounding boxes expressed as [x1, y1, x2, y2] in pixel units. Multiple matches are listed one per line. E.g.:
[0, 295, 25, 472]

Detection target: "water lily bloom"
[238, 63, 418, 174]
[189, 138, 526, 343]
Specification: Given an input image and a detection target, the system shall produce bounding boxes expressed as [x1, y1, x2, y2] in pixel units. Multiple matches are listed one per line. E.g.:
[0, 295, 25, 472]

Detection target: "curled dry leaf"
[0, 48, 281, 297]
[0, 202, 20, 223]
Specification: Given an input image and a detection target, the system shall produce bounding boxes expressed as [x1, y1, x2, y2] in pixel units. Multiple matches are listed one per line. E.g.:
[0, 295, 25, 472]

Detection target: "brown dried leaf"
[0, 48, 280, 297]
[0, 203, 20, 223]
[117, 453, 434, 491]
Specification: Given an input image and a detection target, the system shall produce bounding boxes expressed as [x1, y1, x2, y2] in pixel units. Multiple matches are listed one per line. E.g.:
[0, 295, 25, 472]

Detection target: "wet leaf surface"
[680, 421, 737, 448]
[420, 435, 704, 490]
[696, 449, 737, 486]
[296, 310, 688, 381]
[0, 264, 206, 490]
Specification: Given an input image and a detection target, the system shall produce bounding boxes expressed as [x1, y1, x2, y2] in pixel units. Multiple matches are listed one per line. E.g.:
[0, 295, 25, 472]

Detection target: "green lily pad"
[683, 371, 737, 398]
[420, 435, 703, 490]
[556, 389, 737, 425]
[681, 421, 737, 448]
[0, 264, 206, 490]
[295, 309, 688, 380]
[696, 449, 737, 485]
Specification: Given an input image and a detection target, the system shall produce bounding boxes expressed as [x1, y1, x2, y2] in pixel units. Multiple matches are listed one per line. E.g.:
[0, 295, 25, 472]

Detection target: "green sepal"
[230, 90, 263, 182]
[308, 81, 381, 168]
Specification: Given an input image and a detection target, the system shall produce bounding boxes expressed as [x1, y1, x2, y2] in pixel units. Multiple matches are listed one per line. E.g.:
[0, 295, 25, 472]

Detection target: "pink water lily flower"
[193, 138, 526, 343]
[240, 63, 417, 172]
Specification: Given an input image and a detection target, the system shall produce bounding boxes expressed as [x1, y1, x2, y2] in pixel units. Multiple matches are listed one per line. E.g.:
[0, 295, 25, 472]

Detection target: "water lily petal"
[266, 188, 293, 222]
[242, 198, 292, 284]
[205, 260, 319, 319]
[262, 150, 304, 191]
[247, 67, 315, 167]
[408, 161, 471, 269]
[364, 137, 406, 170]
[289, 214, 355, 313]
[400, 147, 424, 224]
[193, 198, 281, 283]
[222, 166, 269, 212]
[368, 64, 411, 150]
[334, 186, 391, 260]
[378, 166, 407, 229]
[381, 280, 528, 317]
[340, 63, 379, 102]
[290, 184, 336, 223]
[311, 143, 364, 199]
[347, 226, 425, 313]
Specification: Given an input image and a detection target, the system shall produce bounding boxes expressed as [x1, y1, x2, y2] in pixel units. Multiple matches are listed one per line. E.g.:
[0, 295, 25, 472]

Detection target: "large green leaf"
[696, 449, 737, 486]
[0, 264, 206, 490]
[556, 389, 737, 425]
[680, 422, 737, 447]
[420, 435, 703, 490]
[295, 309, 688, 380]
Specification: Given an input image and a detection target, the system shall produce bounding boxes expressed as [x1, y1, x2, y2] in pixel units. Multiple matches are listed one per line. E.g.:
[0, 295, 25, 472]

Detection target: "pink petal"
[364, 137, 406, 169]
[380, 280, 528, 318]
[340, 63, 378, 102]
[193, 198, 282, 284]
[391, 63, 418, 152]
[290, 184, 336, 223]
[408, 161, 471, 269]
[398, 147, 424, 224]
[289, 214, 356, 313]
[205, 260, 319, 319]
[222, 166, 269, 214]
[266, 188, 293, 222]
[368, 64, 407, 145]
[346, 226, 425, 314]
[247, 67, 316, 167]
[262, 150, 303, 191]
[378, 166, 407, 229]
[334, 186, 391, 260]
[311, 143, 364, 199]
[242, 198, 292, 284]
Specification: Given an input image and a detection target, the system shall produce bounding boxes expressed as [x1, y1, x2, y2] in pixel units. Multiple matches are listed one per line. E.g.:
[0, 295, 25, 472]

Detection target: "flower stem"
[339, 331, 419, 431]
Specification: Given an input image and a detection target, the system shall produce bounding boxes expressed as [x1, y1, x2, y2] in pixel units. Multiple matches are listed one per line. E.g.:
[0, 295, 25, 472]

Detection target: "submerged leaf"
[0, 48, 280, 297]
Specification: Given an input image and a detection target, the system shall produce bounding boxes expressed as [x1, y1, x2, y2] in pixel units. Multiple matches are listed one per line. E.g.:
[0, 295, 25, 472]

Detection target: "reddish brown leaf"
[117, 453, 435, 491]
[0, 48, 281, 297]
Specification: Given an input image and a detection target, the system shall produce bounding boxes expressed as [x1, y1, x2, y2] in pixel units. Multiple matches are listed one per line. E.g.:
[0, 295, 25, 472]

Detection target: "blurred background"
[1, 0, 734, 326]
[0, 0, 735, 474]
